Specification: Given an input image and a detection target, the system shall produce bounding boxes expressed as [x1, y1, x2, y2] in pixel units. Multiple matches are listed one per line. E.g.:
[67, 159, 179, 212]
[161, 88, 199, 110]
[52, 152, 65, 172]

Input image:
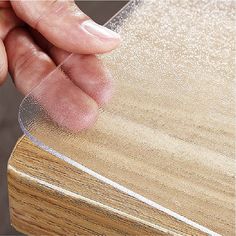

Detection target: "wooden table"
[8, 1, 235, 235]
[8, 135, 234, 236]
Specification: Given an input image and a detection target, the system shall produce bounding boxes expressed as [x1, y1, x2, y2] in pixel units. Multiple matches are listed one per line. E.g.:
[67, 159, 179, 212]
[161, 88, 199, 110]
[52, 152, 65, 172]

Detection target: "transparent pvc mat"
[19, 0, 235, 235]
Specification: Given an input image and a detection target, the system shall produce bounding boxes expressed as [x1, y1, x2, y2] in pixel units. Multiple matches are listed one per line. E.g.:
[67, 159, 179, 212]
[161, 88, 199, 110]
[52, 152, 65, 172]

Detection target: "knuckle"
[13, 49, 52, 94]
[34, 0, 89, 30]
[33, 0, 58, 29]
[15, 49, 49, 78]
[16, 49, 37, 72]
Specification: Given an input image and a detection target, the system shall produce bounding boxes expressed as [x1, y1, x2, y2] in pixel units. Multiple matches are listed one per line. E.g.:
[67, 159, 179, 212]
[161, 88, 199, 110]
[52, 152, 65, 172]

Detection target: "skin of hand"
[0, 0, 121, 131]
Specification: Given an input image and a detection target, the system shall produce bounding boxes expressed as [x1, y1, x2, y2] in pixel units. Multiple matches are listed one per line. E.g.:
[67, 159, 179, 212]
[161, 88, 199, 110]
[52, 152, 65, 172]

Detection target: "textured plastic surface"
[19, 1, 235, 235]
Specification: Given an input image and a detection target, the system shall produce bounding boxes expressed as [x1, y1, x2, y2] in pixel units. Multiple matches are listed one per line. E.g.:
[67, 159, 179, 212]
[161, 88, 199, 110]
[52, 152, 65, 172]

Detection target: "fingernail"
[81, 20, 120, 40]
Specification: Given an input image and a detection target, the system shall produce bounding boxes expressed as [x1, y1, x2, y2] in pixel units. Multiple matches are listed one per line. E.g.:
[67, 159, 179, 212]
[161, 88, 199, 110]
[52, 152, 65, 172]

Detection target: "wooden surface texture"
[9, 136, 216, 236]
[8, 136, 218, 236]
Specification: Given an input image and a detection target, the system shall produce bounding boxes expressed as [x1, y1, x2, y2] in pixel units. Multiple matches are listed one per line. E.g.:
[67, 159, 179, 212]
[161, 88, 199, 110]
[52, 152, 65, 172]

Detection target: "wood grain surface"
[8, 136, 212, 236]
[9, 0, 235, 235]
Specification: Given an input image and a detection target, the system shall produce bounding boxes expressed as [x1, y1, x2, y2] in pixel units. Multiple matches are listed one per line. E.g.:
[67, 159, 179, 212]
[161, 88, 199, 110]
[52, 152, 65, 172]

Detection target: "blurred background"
[0, 1, 128, 234]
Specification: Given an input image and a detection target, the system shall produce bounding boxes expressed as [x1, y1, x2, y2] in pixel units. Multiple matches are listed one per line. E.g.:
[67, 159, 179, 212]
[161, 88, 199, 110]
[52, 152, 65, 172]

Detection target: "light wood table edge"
[7, 136, 209, 236]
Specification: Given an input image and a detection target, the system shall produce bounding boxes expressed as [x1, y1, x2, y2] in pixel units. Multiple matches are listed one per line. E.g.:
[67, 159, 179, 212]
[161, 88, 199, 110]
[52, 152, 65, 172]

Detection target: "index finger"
[10, 0, 121, 54]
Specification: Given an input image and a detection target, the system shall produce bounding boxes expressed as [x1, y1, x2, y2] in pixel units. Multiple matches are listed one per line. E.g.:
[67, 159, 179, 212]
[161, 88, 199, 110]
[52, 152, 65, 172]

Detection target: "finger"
[50, 48, 113, 106]
[0, 1, 11, 8]
[0, 39, 7, 85]
[10, 0, 121, 54]
[0, 8, 23, 40]
[31, 29, 113, 106]
[5, 28, 98, 132]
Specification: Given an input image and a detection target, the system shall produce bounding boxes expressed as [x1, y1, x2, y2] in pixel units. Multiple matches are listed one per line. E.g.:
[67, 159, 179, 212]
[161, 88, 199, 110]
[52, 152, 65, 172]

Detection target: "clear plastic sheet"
[19, 0, 235, 235]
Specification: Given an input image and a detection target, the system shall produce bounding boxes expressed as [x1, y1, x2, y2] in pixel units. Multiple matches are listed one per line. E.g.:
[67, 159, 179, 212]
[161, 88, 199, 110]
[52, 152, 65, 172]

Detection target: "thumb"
[10, 0, 121, 54]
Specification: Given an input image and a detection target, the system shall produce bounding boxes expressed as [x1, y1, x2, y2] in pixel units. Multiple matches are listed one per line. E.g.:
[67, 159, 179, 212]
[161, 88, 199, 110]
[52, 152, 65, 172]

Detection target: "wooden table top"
[7, 136, 216, 235]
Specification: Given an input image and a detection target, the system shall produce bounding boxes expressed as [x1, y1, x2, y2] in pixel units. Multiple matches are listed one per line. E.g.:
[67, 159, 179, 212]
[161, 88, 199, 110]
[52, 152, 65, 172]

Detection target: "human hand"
[0, 1, 120, 131]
